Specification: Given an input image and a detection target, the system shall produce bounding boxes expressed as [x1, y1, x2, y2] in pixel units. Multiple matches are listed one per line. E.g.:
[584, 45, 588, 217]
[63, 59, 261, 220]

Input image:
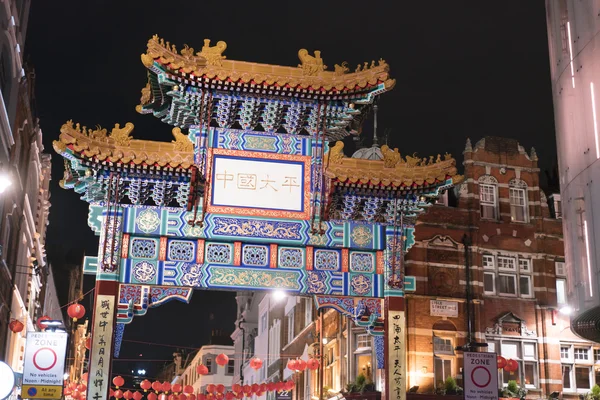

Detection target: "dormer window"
[509, 179, 529, 223]
[479, 175, 498, 220]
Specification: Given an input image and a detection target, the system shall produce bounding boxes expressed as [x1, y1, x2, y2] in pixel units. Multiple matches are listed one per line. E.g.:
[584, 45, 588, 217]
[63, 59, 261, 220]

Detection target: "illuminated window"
[482, 254, 532, 298]
[487, 339, 538, 389]
[560, 344, 593, 392]
[509, 188, 528, 222]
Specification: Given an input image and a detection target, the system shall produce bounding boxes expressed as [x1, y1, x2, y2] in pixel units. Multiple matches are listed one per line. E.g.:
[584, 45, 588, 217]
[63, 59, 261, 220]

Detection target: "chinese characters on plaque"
[388, 311, 406, 400]
[87, 295, 115, 400]
[211, 155, 306, 213]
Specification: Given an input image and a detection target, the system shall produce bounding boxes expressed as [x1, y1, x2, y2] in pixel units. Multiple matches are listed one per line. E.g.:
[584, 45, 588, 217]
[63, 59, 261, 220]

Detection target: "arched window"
[433, 320, 457, 389]
[478, 175, 498, 220]
[509, 179, 528, 223]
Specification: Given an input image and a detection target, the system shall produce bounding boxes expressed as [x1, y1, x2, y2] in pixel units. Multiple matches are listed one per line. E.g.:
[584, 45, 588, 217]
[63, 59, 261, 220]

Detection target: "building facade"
[176, 345, 235, 393]
[545, 0, 600, 341]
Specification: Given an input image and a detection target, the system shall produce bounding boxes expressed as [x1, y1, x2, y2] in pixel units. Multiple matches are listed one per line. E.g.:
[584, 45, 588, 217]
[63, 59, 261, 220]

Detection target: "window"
[481, 254, 532, 298]
[260, 313, 268, 334]
[227, 359, 235, 375]
[305, 298, 313, 327]
[509, 188, 528, 222]
[433, 336, 453, 355]
[356, 334, 371, 349]
[594, 349, 600, 364]
[561, 344, 594, 392]
[206, 358, 213, 374]
[556, 261, 566, 276]
[434, 357, 452, 389]
[286, 310, 294, 344]
[480, 184, 497, 219]
[557, 278, 567, 305]
[488, 339, 538, 389]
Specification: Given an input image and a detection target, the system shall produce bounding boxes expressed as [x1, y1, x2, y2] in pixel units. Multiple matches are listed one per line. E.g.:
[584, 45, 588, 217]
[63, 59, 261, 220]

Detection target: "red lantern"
[72, 391, 81, 399]
[148, 393, 158, 400]
[286, 359, 297, 371]
[207, 384, 216, 394]
[497, 356, 507, 370]
[123, 390, 132, 400]
[115, 390, 124, 399]
[216, 353, 229, 366]
[215, 394, 224, 400]
[68, 303, 86, 322]
[216, 385, 225, 394]
[259, 384, 266, 393]
[285, 380, 295, 391]
[133, 392, 143, 400]
[504, 359, 519, 373]
[225, 393, 234, 400]
[243, 385, 252, 395]
[307, 359, 319, 370]
[251, 384, 259, 394]
[168, 395, 175, 400]
[110, 389, 115, 399]
[178, 394, 187, 400]
[36, 315, 51, 330]
[141, 380, 152, 392]
[173, 384, 182, 394]
[77, 384, 85, 392]
[275, 382, 284, 392]
[65, 389, 72, 396]
[82, 372, 89, 384]
[236, 393, 244, 400]
[184, 386, 194, 394]
[9, 319, 24, 333]
[249, 357, 263, 371]
[113, 376, 125, 389]
[197, 364, 209, 375]
[189, 395, 196, 400]
[152, 381, 162, 393]
[295, 359, 306, 371]
[198, 395, 206, 400]
[232, 384, 242, 394]
[163, 382, 172, 392]
[266, 383, 275, 392]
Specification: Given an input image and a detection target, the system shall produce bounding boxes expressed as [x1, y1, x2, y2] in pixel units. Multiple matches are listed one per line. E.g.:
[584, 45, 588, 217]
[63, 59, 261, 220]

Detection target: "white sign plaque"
[464, 352, 499, 400]
[430, 300, 459, 317]
[22, 331, 68, 399]
[207, 149, 311, 220]
[87, 295, 115, 400]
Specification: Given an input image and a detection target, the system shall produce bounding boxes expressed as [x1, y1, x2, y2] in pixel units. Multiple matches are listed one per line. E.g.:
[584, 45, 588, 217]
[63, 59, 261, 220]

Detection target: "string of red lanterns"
[496, 356, 518, 374]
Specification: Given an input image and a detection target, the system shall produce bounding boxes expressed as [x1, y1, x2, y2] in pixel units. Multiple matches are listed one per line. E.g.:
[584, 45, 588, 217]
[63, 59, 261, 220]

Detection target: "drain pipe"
[239, 317, 245, 384]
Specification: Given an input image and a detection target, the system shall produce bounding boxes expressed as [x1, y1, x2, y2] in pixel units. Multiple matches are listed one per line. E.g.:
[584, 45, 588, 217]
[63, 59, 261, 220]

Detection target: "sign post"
[22, 331, 68, 399]
[464, 352, 498, 400]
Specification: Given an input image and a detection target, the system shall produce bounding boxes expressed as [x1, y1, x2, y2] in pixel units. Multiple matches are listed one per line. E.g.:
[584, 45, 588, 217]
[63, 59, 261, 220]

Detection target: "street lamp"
[272, 290, 287, 301]
[559, 305, 573, 315]
[39, 319, 67, 333]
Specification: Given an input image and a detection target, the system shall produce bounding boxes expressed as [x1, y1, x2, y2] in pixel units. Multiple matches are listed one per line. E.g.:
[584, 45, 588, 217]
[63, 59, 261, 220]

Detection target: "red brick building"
[405, 137, 594, 398]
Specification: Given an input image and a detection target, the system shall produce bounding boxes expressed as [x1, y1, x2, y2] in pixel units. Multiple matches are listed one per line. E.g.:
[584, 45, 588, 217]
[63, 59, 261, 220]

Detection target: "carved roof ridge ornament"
[324, 140, 464, 188]
[141, 35, 395, 92]
[53, 120, 194, 169]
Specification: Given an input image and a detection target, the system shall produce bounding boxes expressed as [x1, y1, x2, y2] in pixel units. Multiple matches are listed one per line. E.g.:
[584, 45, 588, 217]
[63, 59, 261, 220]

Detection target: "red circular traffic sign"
[33, 347, 57, 371]
[471, 366, 492, 388]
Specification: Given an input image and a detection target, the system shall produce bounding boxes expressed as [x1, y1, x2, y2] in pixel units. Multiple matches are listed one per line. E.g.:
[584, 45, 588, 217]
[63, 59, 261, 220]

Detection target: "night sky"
[25, 0, 555, 383]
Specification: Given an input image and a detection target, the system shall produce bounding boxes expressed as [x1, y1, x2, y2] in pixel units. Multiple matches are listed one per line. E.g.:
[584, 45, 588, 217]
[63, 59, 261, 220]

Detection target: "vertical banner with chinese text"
[387, 310, 406, 400]
[87, 295, 115, 400]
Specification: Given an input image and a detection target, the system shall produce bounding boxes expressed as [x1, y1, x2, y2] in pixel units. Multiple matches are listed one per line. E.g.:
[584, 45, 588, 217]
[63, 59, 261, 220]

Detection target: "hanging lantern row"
[287, 358, 320, 371]
[115, 379, 295, 399]
[496, 356, 519, 373]
[67, 303, 86, 322]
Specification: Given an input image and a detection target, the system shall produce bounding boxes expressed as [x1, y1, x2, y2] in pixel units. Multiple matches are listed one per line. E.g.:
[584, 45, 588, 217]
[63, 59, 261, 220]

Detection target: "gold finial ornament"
[171, 128, 193, 152]
[110, 123, 135, 146]
[199, 39, 227, 66]
[298, 49, 327, 76]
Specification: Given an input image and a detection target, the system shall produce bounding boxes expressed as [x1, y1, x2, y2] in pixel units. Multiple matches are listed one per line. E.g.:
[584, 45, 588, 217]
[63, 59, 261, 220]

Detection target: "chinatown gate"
[53, 36, 462, 400]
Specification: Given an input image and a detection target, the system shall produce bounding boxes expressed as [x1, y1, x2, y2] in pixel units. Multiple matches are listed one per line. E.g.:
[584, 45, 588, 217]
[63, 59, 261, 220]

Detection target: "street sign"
[430, 300, 458, 317]
[276, 391, 292, 400]
[22, 331, 68, 399]
[0, 361, 15, 400]
[464, 352, 498, 400]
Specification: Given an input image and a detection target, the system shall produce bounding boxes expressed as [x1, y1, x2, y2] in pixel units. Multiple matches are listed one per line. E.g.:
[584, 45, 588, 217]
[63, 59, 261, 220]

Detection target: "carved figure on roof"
[89, 126, 108, 141]
[110, 123, 134, 146]
[180, 44, 195, 59]
[171, 127, 193, 152]
[334, 62, 349, 76]
[381, 145, 401, 168]
[325, 141, 345, 164]
[444, 152, 452, 161]
[405, 153, 421, 167]
[298, 49, 327, 76]
[200, 39, 227, 66]
[140, 83, 151, 106]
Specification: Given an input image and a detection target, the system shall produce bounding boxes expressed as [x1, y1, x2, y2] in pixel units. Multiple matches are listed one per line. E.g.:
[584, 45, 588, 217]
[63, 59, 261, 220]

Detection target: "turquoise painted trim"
[83, 256, 98, 275]
[404, 276, 416, 292]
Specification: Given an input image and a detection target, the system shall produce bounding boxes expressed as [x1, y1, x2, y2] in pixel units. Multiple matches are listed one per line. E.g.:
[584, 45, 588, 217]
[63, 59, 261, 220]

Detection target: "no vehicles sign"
[22, 331, 68, 399]
[464, 352, 498, 400]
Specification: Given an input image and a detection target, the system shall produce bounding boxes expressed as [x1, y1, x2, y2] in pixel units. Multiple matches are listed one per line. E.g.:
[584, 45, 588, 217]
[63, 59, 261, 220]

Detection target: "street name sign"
[430, 300, 458, 317]
[464, 352, 498, 400]
[22, 331, 68, 399]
